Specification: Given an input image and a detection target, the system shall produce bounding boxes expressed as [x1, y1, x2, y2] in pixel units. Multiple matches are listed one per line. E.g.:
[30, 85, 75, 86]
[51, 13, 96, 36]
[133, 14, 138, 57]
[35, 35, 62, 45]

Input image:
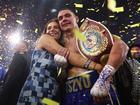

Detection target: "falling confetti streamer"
[42, 98, 60, 105]
[16, 20, 23, 25]
[87, 8, 95, 11]
[138, 7, 140, 11]
[113, 7, 124, 13]
[80, 18, 85, 23]
[130, 37, 137, 41]
[128, 23, 140, 28]
[107, 0, 124, 13]
[74, 3, 83, 8]
[73, 28, 86, 42]
[107, 0, 116, 11]
[0, 17, 6, 21]
[35, 28, 38, 33]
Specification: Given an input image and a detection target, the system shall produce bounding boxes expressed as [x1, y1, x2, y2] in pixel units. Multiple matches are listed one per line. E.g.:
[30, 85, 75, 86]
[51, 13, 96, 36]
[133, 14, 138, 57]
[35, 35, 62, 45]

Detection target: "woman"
[17, 19, 63, 105]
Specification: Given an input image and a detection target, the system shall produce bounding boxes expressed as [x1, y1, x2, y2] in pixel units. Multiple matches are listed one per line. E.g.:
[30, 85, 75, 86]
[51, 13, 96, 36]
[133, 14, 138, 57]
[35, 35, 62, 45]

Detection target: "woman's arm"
[37, 34, 103, 71]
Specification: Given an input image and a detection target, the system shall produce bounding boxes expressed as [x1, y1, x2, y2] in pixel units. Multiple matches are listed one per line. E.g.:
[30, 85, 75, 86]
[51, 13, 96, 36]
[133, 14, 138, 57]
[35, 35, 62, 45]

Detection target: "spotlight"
[8, 31, 21, 45]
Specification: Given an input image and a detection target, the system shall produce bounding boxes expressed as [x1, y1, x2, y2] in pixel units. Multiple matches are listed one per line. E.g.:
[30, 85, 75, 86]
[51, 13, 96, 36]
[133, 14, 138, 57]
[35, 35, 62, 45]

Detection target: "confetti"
[16, 20, 23, 25]
[107, 0, 124, 13]
[73, 28, 87, 42]
[74, 3, 83, 8]
[128, 23, 140, 28]
[113, 7, 124, 13]
[42, 98, 59, 105]
[130, 37, 137, 41]
[107, 0, 116, 11]
[35, 28, 38, 33]
[87, 8, 95, 11]
[138, 7, 140, 11]
[0, 17, 6, 21]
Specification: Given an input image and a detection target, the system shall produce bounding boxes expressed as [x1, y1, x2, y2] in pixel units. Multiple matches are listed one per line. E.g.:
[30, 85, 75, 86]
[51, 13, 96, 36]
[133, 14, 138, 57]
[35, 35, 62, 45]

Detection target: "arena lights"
[8, 31, 21, 45]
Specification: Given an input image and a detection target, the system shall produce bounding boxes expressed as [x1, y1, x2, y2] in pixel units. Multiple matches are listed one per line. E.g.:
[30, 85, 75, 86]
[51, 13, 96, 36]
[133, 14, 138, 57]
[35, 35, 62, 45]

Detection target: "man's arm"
[107, 36, 129, 69]
[37, 34, 103, 71]
[90, 36, 129, 97]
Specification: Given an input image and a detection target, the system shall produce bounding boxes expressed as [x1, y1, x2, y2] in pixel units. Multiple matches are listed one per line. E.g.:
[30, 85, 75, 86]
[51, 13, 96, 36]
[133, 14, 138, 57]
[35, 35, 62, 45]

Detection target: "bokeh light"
[8, 31, 21, 45]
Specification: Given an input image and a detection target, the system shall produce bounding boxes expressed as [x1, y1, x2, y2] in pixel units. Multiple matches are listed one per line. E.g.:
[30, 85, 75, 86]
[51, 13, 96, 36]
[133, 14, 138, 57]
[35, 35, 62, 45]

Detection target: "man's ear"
[76, 16, 79, 23]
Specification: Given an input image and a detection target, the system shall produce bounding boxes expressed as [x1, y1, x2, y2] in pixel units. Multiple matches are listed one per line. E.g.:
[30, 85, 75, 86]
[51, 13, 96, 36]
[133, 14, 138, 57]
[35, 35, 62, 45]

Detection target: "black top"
[0, 52, 31, 105]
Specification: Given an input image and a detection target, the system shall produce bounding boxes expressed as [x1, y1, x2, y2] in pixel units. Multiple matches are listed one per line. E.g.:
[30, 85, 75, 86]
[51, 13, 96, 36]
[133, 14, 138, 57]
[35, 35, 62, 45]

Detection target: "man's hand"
[90, 64, 116, 101]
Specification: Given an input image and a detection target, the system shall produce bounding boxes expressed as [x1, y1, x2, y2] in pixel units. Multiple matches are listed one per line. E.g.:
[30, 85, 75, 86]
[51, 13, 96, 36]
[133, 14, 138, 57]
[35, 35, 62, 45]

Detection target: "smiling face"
[57, 9, 78, 32]
[46, 21, 61, 41]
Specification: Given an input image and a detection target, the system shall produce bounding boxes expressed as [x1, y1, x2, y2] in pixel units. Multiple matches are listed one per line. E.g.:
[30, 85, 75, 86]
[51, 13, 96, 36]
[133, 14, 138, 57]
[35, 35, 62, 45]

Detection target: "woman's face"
[46, 21, 61, 40]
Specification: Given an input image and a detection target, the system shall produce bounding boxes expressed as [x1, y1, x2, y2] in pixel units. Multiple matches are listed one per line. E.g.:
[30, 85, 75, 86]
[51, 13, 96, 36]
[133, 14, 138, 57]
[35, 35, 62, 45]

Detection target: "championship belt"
[76, 18, 114, 64]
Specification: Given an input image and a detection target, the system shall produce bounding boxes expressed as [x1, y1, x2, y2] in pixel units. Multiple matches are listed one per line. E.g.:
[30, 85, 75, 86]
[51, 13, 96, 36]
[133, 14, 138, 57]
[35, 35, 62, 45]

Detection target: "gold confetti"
[80, 18, 85, 23]
[74, 3, 83, 8]
[131, 50, 139, 53]
[42, 98, 59, 105]
[107, 0, 124, 13]
[16, 12, 23, 16]
[137, 7, 140, 11]
[129, 15, 132, 18]
[132, 34, 137, 37]
[16, 20, 23, 25]
[113, 7, 124, 13]
[73, 28, 86, 42]
[96, 9, 100, 12]
[109, 15, 115, 18]
[87, 8, 95, 11]
[107, 0, 116, 11]
[128, 23, 140, 28]
[130, 37, 137, 41]
[35, 28, 38, 33]
[0, 17, 6, 21]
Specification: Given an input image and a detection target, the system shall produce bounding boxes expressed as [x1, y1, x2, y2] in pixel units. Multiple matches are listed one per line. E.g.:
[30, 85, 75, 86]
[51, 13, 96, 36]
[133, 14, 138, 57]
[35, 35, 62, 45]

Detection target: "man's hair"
[43, 18, 59, 34]
[58, 8, 77, 16]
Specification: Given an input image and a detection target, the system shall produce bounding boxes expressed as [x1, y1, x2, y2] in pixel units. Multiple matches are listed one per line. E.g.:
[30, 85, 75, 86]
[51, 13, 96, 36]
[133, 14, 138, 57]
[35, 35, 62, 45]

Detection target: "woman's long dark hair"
[42, 18, 59, 34]
[42, 18, 64, 46]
